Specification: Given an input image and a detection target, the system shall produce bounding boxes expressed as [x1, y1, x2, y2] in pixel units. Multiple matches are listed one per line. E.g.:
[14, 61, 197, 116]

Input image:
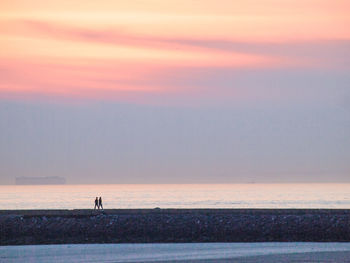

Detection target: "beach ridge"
[1, 209, 350, 245]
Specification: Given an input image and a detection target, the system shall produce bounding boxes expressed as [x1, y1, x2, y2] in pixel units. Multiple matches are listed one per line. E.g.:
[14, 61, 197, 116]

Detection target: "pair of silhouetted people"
[94, 197, 103, 210]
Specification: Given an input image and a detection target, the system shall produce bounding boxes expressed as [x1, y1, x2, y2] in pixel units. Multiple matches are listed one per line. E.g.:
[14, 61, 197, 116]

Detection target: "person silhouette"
[99, 197, 103, 210]
[94, 197, 99, 210]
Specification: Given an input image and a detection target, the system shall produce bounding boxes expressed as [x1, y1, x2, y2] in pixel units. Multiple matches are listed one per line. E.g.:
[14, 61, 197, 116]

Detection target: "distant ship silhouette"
[15, 176, 66, 185]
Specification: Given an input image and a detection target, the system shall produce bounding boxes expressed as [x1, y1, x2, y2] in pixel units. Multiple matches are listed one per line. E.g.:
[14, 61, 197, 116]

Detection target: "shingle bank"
[1, 209, 349, 245]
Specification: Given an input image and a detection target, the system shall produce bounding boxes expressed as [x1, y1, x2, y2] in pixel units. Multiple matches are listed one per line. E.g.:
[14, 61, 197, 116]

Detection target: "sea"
[0, 183, 349, 210]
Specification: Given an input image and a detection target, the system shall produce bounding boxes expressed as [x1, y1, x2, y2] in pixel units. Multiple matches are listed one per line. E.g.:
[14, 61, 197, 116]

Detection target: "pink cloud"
[1, 19, 348, 103]
[3, 19, 348, 71]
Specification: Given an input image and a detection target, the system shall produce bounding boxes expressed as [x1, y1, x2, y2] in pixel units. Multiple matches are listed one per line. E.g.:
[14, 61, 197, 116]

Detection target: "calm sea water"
[0, 184, 349, 210]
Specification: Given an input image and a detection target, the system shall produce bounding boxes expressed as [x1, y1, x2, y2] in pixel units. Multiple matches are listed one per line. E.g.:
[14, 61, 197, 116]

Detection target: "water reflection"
[0, 184, 349, 209]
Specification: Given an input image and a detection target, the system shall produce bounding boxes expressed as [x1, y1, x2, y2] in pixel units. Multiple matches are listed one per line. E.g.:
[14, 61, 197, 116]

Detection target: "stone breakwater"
[1, 209, 349, 245]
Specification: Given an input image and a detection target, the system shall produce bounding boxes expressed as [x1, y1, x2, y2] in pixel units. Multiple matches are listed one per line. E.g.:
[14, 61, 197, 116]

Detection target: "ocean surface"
[1, 243, 350, 263]
[0, 183, 349, 209]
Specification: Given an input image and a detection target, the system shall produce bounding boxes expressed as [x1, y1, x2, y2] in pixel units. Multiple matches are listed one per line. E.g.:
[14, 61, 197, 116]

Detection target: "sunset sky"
[0, 0, 349, 184]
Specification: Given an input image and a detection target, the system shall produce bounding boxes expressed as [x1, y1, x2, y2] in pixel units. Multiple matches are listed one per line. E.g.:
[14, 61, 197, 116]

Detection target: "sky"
[0, 0, 349, 184]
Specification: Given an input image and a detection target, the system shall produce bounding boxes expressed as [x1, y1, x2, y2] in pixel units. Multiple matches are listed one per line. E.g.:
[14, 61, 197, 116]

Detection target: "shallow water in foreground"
[1, 183, 350, 209]
[1, 243, 350, 263]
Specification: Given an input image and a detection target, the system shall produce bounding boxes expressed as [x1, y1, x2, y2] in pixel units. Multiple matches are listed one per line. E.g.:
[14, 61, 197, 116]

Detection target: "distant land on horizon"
[5, 178, 350, 186]
[15, 176, 66, 185]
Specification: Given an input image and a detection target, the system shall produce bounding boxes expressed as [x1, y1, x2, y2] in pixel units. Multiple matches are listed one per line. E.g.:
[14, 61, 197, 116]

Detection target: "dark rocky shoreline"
[1, 209, 349, 245]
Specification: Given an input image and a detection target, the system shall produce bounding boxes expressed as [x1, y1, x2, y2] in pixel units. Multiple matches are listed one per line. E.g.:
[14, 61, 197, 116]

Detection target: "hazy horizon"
[3, 177, 350, 185]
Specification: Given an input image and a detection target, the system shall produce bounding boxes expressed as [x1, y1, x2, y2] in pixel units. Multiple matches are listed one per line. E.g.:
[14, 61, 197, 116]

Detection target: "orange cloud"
[0, 0, 349, 101]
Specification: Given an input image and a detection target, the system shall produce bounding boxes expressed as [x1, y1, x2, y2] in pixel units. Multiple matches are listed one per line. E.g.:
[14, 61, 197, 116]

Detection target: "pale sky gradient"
[0, 0, 349, 184]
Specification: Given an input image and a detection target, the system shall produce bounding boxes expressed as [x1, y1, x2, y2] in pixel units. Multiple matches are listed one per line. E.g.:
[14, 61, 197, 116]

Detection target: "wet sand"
[182, 251, 350, 263]
[1, 243, 350, 263]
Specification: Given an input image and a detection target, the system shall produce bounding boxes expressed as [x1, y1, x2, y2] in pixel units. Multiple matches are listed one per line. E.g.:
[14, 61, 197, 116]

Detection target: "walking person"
[94, 197, 99, 210]
[99, 197, 103, 210]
